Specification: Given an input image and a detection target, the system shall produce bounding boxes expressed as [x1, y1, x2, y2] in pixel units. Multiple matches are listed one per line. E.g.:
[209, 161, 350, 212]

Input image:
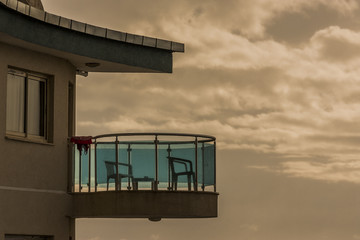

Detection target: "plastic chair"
[105, 161, 133, 190]
[168, 157, 195, 191]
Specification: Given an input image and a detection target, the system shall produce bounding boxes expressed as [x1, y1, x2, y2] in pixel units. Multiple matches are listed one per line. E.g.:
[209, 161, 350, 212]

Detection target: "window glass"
[6, 73, 25, 133]
[28, 78, 46, 136]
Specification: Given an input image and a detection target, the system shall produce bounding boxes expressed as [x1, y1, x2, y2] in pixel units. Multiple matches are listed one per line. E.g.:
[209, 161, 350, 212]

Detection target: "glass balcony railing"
[70, 133, 216, 193]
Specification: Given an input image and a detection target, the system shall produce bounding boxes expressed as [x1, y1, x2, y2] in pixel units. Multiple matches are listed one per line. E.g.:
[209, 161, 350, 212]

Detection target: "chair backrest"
[104, 161, 133, 176]
[105, 161, 115, 176]
[168, 157, 193, 174]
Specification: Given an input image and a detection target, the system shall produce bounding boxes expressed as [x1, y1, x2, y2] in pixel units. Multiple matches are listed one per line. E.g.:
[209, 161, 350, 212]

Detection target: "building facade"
[0, 1, 218, 239]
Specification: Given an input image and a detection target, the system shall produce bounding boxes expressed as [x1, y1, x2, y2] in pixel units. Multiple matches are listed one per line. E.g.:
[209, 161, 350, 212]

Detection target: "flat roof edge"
[0, 0, 185, 52]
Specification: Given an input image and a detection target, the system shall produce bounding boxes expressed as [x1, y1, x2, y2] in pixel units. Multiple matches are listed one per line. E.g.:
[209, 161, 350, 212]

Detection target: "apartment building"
[0, 1, 218, 239]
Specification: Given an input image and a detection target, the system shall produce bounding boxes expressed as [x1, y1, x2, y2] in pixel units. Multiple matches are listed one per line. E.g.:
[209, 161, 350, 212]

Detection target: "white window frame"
[6, 68, 49, 142]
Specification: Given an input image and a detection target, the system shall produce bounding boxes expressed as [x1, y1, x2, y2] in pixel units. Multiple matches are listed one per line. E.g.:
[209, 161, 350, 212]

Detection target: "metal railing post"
[167, 144, 171, 190]
[72, 144, 75, 192]
[214, 140, 217, 193]
[94, 140, 97, 192]
[201, 142, 205, 191]
[79, 148, 82, 193]
[195, 137, 198, 191]
[69, 141, 75, 193]
[115, 136, 119, 191]
[127, 144, 132, 190]
[88, 144, 91, 192]
[154, 135, 158, 191]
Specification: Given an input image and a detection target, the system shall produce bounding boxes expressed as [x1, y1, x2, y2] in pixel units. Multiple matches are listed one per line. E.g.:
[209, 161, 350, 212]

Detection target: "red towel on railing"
[70, 136, 93, 155]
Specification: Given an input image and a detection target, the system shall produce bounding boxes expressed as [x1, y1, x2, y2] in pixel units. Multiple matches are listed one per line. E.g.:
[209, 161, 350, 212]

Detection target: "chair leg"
[117, 178, 121, 191]
[107, 178, 109, 191]
[132, 180, 137, 190]
[174, 176, 178, 191]
[187, 175, 191, 191]
[171, 176, 175, 191]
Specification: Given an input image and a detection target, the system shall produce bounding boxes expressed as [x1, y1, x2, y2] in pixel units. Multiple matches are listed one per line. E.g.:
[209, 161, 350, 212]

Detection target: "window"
[6, 68, 49, 142]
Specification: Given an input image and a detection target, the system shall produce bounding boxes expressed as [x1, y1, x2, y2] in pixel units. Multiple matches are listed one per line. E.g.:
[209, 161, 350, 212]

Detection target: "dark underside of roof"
[0, 3, 176, 73]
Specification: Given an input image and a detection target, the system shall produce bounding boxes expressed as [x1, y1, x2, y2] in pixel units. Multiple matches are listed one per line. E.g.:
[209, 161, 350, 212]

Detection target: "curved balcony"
[69, 133, 218, 219]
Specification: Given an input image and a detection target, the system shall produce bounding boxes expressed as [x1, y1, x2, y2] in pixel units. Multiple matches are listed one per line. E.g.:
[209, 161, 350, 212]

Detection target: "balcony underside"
[72, 191, 218, 219]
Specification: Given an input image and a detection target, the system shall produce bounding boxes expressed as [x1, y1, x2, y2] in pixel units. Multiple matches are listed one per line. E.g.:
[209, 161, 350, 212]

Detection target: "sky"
[42, 0, 360, 239]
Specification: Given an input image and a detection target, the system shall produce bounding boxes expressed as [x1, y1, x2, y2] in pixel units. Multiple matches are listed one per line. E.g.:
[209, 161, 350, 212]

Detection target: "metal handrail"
[93, 132, 216, 141]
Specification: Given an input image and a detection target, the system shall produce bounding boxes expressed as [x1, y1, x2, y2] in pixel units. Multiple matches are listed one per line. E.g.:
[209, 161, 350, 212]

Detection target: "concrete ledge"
[72, 191, 218, 219]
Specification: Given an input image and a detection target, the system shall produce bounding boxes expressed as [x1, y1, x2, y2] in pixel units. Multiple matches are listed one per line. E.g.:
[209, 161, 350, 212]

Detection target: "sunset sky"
[44, 0, 360, 239]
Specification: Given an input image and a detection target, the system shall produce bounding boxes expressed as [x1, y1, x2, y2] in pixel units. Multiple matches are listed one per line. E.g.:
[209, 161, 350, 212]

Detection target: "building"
[0, 1, 218, 239]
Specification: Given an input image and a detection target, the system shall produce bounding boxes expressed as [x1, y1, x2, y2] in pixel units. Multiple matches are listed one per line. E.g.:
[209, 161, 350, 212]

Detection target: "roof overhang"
[0, 0, 185, 73]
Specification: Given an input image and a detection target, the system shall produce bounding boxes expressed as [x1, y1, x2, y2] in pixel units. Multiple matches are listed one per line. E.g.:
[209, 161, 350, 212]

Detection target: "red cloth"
[71, 136, 93, 155]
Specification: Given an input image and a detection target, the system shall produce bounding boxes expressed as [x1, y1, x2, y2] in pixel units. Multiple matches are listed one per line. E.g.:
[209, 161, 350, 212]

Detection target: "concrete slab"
[72, 191, 218, 219]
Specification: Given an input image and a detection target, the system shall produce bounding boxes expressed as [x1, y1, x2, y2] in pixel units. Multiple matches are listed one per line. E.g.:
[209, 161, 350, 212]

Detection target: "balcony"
[69, 133, 218, 219]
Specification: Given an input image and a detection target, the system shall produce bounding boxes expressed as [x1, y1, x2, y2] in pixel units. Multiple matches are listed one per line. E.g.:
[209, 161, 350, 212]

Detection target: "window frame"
[6, 67, 51, 143]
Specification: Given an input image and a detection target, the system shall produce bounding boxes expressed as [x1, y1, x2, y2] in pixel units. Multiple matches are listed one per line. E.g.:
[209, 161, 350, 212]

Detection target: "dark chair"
[167, 156, 196, 191]
[104, 161, 133, 190]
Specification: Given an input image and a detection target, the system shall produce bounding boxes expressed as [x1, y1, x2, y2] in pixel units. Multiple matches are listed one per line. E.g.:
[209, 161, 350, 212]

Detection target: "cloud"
[150, 234, 160, 240]
[85, 237, 102, 240]
[240, 224, 259, 232]
[354, 234, 360, 240]
[310, 26, 360, 62]
[280, 160, 360, 183]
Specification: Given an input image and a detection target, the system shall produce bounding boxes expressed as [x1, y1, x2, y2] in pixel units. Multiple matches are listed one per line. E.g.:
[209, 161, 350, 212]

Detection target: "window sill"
[5, 135, 54, 146]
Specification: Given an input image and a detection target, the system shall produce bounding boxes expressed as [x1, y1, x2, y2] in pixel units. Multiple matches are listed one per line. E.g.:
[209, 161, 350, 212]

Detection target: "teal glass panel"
[96, 143, 116, 190]
[198, 143, 204, 188]
[74, 147, 91, 191]
[203, 143, 215, 186]
[74, 148, 79, 186]
[81, 150, 89, 189]
[131, 143, 155, 180]
[90, 147, 96, 190]
[158, 144, 170, 189]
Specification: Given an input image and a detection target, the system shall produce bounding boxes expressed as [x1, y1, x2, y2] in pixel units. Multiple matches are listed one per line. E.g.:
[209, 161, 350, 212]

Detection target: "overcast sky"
[43, 0, 360, 239]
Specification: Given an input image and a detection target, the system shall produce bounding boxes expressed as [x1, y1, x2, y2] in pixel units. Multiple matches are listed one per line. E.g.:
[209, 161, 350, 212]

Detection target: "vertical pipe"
[127, 144, 131, 190]
[195, 137, 198, 191]
[94, 140, 97, 192]
[155, 135, 158, 191]
[214, 140, 217, 193]
[67, 139, 71, 193]
[115, 136, 119, 191]
[167, 144, 171, 190]
[202, 142, 205, 191]
[71, 141, 75, 192]
[79, 148, 81, 193]
[88, 144, 91, 192]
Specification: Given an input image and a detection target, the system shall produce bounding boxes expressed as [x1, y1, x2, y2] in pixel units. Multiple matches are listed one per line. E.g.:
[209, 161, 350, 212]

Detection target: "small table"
[132, 176, 155, 190]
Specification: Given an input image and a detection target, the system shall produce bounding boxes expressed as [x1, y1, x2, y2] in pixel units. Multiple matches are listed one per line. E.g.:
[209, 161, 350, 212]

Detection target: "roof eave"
[0, 0, 184, 73]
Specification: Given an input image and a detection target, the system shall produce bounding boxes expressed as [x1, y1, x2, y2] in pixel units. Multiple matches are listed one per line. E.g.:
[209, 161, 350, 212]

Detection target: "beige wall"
[0, 42, 76, 239]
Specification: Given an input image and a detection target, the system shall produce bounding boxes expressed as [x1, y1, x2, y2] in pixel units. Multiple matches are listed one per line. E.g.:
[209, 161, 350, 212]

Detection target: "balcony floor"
[71, 190, 218, 219]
